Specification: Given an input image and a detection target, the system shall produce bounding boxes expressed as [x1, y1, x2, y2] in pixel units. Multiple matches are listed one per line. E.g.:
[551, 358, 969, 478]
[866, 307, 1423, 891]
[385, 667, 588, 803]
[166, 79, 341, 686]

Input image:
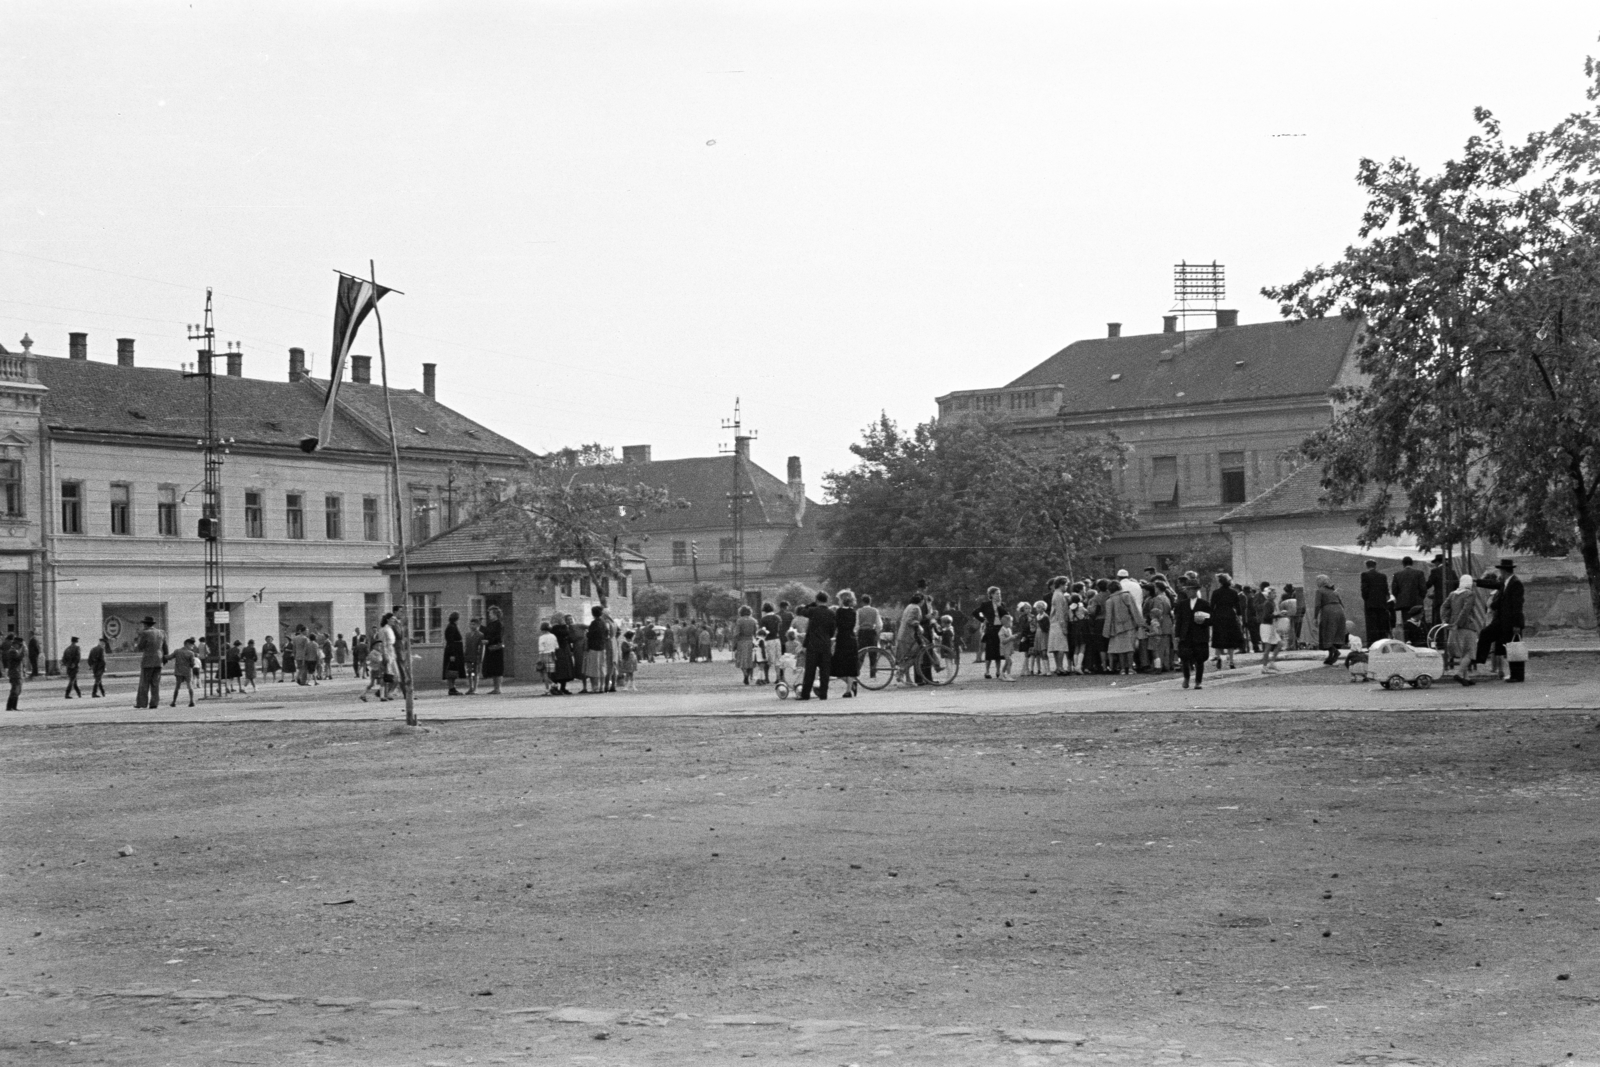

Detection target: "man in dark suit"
[796, 592, 836, 700]
[1173, 581, 1213, 690]
[1359, 560, 1392, 645]
[1496, 557, 1527, 682]
[1425, 553, 1458, 625]
[1391, 556, 1429, 628]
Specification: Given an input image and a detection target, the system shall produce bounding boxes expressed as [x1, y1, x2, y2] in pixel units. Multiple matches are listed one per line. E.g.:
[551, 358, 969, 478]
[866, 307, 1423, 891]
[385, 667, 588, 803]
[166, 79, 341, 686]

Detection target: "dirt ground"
[7, 677, 1600, 1066]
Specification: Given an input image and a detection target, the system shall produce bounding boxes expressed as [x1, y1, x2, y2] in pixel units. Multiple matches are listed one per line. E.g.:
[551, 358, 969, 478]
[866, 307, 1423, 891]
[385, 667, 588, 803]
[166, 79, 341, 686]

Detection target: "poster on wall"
[102, 603, 167, 655]
[277, 601, 333, 640]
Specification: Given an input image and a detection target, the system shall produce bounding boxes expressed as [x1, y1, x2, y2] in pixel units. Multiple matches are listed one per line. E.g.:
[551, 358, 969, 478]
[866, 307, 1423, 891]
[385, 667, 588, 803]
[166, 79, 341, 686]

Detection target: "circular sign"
[103, 616, 122, 641]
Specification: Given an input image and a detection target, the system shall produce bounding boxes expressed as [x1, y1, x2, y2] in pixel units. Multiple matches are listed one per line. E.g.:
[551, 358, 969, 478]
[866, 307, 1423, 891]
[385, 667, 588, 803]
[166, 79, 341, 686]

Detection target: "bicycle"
[856, 634, 960, 690]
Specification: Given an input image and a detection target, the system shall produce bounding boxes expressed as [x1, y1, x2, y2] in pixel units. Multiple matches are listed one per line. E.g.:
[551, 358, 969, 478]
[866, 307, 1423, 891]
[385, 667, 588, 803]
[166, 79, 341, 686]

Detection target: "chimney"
[422, 362, 436, 399]
[1163, 315, 1178, 334]
[68, 333, 88, 361]
[117, 338, 135, 367]
[734, 436, 750, 461]
[226, 351, 242, 377]
[289, 347, 307, 381]
[622, 444, 652, 464]
[350, 354, 371, 384]
[1107, 322, 1122, 338]
[787, 456, 807, 526]
[1216, 309, 1239, 329]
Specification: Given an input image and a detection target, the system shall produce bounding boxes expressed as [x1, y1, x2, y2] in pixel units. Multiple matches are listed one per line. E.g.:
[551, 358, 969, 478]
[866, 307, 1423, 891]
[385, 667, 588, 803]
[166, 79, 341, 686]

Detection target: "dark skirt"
[983, 625, 1002, 661]
[552, 646, 574, 683]
[442, 644, 466, 677]
[832, 630, 861, 678]
[264, 652, 280, 673]
[482, 647, 505, 678]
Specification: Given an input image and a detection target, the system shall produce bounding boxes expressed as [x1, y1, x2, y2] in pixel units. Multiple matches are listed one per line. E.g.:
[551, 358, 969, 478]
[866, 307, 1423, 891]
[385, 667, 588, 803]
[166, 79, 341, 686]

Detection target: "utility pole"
[720, 398, 756, 604]
[183, 291, 235, 698]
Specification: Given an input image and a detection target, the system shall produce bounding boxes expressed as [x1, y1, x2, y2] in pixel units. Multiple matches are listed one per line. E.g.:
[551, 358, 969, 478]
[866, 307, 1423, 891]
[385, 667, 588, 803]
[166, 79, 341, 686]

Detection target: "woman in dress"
[262, 636, 280, 682]
[582, 605, 609, 694]
[1047, 577, 1072, 675]
[550, 616, 575, 695]
[972, 586, 1005, 679]
[1311, 574, 1348, 665]
[442, 611, 466, 695]
[1208, 573, 1245, 671]
[758, 602, 783, 684]
[831, 589, 861, 697]
[733, 604, 760, 685]
[280, 635, 296, 685]
[481, 605, 505, 694]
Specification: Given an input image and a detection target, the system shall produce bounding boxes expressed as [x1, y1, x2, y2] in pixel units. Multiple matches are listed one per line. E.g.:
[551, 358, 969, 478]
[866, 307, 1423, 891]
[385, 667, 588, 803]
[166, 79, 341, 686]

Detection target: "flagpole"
[371, 259, 417, 727]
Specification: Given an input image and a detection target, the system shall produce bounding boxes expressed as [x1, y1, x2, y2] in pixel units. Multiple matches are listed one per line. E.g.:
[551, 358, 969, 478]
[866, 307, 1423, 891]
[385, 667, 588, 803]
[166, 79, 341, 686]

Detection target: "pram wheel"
[775, 682, 790, 700]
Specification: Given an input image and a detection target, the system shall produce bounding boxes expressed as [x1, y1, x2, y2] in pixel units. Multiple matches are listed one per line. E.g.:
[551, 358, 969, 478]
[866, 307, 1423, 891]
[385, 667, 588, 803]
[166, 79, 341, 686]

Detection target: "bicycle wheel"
[857, 646, 894, 690]
[923, 640, 961, 686]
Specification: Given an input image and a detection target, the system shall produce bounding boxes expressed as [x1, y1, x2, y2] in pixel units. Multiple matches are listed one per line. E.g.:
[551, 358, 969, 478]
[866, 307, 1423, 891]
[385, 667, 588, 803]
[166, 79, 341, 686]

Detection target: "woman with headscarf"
[1443, 572, 1490, 683]
[1311, 575, 1348, 666]
[1208, 573, 1245, 671]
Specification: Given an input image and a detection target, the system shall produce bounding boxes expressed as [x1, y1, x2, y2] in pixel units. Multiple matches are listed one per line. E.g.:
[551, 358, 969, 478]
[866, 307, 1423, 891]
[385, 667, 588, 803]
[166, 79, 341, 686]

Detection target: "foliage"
[1263, 51, 1600, 623]
[689, 583, 743, 620]
[631, 584, 674, 620]
[481, 447, 687, 607]
[820, 414, 1138, 607]
[1164, 532, 1234, 586]
[773, 581, 817, 608]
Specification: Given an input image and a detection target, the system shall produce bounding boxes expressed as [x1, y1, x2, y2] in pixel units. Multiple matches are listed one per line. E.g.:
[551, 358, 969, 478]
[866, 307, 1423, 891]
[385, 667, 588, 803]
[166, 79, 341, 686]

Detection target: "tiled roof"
[765, 505, 832, 580]
[33, 354, 531, 459]
[1218, 463, 1372, 524]
[1001, 316, 1361, 414]
[581, 455, 813, 532]
[381, 508, 646, 571]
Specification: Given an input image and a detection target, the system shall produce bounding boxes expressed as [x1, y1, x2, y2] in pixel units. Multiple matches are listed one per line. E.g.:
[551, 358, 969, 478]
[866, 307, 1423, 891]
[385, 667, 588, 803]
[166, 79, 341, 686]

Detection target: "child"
[1031, 601, 1051, 675]
[778, 630, 800, 688]
[1402, 605, 1428, 646]
[997, 611, 1016, 681]
[169, 638, 198, 708]
[536, 623, 557, 695]
[619, 630, 638, 691]
[1259, 604, 1282, 673]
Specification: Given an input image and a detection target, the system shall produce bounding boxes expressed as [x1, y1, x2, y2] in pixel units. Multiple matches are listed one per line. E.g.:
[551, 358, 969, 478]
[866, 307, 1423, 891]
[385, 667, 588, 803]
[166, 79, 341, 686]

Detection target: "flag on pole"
[301, 272, 391, 452]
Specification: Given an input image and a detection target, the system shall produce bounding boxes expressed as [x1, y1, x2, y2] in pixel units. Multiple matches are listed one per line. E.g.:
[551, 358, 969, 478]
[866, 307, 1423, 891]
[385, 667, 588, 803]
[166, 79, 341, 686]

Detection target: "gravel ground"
[6, 691, 1600, 1066]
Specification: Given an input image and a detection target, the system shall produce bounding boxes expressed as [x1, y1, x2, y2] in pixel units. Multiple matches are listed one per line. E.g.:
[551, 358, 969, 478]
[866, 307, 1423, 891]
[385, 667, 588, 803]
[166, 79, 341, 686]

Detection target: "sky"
[3, 2, 1597, 495]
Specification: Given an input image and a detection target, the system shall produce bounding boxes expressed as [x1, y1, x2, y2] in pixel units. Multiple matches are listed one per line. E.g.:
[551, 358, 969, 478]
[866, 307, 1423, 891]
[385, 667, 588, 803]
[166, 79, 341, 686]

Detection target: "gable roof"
[1218, 463, 1372, 524]
[1003, 316, 1361, 415]
[32, 354, 531, 459]
[380, 508, 646, 571]
[580, 455, 814, 533]
[766, 505, 832, 580]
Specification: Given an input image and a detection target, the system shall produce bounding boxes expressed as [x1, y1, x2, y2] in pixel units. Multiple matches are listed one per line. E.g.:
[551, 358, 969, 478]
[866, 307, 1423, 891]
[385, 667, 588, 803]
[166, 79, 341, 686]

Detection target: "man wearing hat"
[1359, 559, 1393, 644]
[1495, 558, 1526, 681]
[133, 615, 168, 709]
[1426, 553, 1458, 626]
[1117, 568, 1143, 610]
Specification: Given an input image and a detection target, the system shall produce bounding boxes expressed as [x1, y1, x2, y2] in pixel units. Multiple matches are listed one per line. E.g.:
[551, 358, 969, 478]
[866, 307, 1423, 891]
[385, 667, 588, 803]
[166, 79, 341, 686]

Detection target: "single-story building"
[378, 511, 642, 687]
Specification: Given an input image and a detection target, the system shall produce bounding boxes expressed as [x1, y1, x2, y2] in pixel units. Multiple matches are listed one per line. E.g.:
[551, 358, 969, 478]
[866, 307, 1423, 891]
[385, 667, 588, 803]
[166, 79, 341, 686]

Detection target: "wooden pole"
[371, 260, 417, 726]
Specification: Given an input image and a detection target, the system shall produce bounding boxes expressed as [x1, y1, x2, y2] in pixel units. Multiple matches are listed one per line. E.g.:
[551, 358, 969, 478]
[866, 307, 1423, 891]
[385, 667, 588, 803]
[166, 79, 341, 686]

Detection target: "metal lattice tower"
[719, 399, 756, 598]
[184, 291, 233, 698]
[1171, 260, 1225, 350]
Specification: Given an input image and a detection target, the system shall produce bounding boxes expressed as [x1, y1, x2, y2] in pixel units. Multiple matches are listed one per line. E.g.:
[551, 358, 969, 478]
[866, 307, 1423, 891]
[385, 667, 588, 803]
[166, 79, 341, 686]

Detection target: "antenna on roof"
[1171, 260, 1225, 352]
[718, 399, 757, 603]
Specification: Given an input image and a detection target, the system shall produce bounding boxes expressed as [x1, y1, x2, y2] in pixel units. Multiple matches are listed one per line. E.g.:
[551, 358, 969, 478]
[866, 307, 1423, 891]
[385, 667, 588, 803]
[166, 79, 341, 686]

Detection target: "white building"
[6, 331, 532, 669]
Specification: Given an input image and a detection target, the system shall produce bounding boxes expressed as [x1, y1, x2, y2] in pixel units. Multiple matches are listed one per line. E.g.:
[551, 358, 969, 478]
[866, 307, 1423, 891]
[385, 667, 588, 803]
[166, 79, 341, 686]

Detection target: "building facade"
[935, 312, 1365, 574]
[4, 331, 532, 671]
[606, 443, 827, 616]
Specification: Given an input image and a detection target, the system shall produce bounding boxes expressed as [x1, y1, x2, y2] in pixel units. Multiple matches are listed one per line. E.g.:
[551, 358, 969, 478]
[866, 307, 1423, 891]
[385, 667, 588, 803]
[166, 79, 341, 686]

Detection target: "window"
[616, 575, 628, 598]
[60, 481, 82, 534]
[718, 537, 734, 564]
[597, 576, 609, 599]
[1220, 451, 1247, 505]
[438, 487, 457, 531]
[364, 592, 383, 635]
[409, 592, 442, 644]
[363, 496, 380, 541]
[559, 577, 572, 597]
[1091, 555, 1118, 573]
[411, 491, 431, 543]
[285, 493, 304, 540]
[0, 461, 21, 518]
[1150, 456, 1179, 509]
[157, 486, 177, 537]
[672, 540, 687, 566]
[579, 575, 591, 597]
[244, 491, 264, 538]
[325, 495, 343, 540]
[468, 595, 485, 623]
[1155, 554, 1177, 574]
[110, 483, 131, 535]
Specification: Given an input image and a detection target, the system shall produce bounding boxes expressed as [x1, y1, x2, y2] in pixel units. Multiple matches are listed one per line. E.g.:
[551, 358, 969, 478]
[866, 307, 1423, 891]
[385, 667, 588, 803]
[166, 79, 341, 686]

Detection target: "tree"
[631, 584, 674, 620]
[1263, 52, 1600, 623]
[1165, 531, 1234, 584]
[820, 415, 1138, 606]
[773, 580, 817, 608]
[481, 444, 687, 607]
[689, 583, 742, 621]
